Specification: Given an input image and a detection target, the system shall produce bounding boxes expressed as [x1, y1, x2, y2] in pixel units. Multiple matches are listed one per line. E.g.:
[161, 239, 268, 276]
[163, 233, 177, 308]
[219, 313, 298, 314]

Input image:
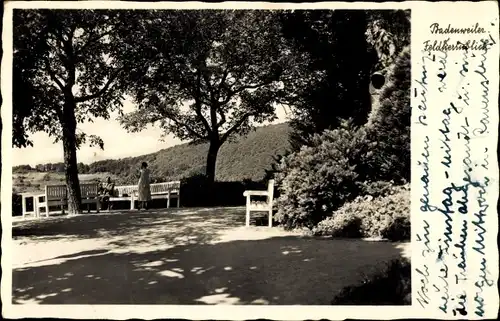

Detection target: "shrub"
[314, 213, 362, 238]
[180, 174, 267, 207]
[274, 121, 373, 229]
[331, 257, 411, 305]
[357, 180, 398, 198]
[315, 184, 410, 241]
[381, 215, 411, 241]
[358, 184, 410, 240]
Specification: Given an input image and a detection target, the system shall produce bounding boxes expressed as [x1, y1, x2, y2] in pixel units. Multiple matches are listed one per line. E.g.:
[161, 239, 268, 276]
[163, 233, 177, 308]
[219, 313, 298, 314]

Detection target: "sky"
[12, 100, 289, 167]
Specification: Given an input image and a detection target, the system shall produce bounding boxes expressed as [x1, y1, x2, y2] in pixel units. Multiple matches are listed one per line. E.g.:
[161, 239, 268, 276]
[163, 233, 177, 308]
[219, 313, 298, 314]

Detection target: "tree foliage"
[13, 9, 132, 148]
[279, 10, 378, 149]
[13, 9, 133, 213]
[279, 9, 410, 150]
[119, 10, 294, 182]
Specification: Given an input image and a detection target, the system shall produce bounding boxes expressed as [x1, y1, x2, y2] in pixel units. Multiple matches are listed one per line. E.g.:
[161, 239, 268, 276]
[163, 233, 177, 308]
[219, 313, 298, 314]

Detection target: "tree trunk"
[205, 140, 220, 184]
[62, 102, 82, 215]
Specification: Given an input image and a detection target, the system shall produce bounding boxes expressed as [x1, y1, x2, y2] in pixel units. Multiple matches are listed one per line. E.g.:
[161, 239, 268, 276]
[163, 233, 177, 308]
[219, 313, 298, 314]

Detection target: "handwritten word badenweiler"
[430, 23, 486, 35]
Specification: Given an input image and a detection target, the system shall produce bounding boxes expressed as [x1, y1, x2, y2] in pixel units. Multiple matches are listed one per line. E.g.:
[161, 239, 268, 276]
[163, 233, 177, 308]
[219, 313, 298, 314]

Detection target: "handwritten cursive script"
[413, 9, 498, 319]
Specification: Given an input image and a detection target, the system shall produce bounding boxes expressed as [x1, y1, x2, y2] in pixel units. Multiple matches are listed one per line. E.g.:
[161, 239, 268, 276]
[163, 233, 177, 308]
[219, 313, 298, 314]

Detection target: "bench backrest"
[114, 181, 181, 197]
[151, 181, 180, 195]
[46, 184, 66, 200]
[45, 182, 99, 200]
[81, 183, 99, 198]
[115, 185, 137, 197]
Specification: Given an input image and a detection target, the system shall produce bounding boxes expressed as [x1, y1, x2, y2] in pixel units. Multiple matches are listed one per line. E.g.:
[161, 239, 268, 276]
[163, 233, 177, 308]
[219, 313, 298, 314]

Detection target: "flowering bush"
[314, 184, 410, 241]
[274, 122, 373, 229]
[274, 48, 410, 231]
[357, 180, 397, 198]
[315, 213, 362, 238]
[381, 215, 411, 241]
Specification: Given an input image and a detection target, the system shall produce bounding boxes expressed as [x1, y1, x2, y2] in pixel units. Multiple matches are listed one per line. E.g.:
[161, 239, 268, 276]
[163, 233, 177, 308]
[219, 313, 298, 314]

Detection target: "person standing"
[137, 162, 152, 210]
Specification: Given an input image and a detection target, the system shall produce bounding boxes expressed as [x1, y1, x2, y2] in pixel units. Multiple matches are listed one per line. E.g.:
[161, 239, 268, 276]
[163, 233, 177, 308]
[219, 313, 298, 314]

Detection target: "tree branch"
[45, 58, 65, 91]
[74, 68, 123, 103]
[233, 80, 275, 93]
[201, 67, 216, 103]
[210, 104, 218, 130]
[68, 24, 77, 42]
[215, 66, 231, 99]
[54, 103, 64, 123]
[78, 28, 115, 55]
[157, 109, 208, 140]
[221, 112, 252, 143]
[216, 108, 227, 128]
[220, 79, 275, 105]
[63, 33, 76, 89]
[193, 69, 213, 133]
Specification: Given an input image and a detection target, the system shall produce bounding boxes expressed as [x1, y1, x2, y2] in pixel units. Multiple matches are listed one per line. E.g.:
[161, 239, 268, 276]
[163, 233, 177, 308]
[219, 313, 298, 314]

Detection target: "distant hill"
[14, 123, 292, 186]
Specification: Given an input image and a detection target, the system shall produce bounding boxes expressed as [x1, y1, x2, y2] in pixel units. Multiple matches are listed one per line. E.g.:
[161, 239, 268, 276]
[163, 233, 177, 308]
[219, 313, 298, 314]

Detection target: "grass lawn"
[11, 207, 410, 305]
[12, 172, 117, 194]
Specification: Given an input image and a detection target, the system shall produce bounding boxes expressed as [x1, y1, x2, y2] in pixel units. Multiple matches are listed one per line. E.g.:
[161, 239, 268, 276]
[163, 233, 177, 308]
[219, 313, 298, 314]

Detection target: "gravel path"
[12, 207, 410, 305]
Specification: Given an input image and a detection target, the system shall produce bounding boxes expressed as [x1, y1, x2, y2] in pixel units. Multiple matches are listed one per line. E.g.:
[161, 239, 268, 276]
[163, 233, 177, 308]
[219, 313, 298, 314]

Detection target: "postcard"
[1, 1, 498, 320]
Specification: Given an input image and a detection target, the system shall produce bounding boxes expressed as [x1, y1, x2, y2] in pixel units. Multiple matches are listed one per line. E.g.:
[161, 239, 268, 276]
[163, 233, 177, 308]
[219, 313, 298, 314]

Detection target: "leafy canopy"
[278, 10, 377, 149]
[277, 9, 410, 150]
[13, 9, 133, 149]
[119, 10, 293, 145]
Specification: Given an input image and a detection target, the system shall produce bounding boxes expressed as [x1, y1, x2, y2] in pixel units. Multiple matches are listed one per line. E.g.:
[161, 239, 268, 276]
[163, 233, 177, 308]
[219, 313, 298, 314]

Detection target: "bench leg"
[245, 196, 250, 227]
[34, 197, 39, 218]
[268, 209, 273, 227]
[130, 195, 135, 210]
[167, 191, 171, 208]
[22, 196, 27, 219]
[177, 195, 180, 208]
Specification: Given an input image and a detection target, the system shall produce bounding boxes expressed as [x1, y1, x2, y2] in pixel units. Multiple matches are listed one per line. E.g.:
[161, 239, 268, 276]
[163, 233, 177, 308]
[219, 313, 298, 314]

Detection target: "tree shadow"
[12, 207, 249, 245]
[13, 235, 409, 305]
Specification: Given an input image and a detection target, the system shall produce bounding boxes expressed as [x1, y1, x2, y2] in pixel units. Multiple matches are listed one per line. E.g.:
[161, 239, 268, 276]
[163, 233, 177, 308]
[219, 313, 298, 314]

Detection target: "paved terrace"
[11, 207, 410, 305]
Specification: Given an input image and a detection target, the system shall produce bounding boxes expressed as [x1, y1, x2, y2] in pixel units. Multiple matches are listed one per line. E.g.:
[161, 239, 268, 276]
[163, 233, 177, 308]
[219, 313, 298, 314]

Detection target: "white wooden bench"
[35, 182, 100, 217]
[243, 179, 275, 227]
[111, 181, 181, 210]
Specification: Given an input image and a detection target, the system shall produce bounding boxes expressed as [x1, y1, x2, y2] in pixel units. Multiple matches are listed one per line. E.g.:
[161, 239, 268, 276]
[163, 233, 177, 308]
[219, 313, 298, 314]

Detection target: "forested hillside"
[14, 123, 291, 185]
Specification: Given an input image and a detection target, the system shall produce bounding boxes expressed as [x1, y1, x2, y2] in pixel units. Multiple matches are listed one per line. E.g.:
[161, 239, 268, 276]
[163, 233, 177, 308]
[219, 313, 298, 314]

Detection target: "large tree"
[119, 10, 293, 183]
[13, 10, 132, 214]
[278, 9, 410, 150]
[279, 10, 378, 150]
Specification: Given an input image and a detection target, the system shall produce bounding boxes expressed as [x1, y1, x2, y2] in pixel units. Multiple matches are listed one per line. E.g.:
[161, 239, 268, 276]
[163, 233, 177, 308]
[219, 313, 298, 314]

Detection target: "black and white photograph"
[7, 4, 411, 307]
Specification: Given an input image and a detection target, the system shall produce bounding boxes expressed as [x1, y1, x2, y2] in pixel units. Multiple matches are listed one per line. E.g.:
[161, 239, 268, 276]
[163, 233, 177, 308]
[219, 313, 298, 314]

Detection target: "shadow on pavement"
[13, 207, 248, 245]
[12, 207, 409, 305]
[13, 236, 407, 305]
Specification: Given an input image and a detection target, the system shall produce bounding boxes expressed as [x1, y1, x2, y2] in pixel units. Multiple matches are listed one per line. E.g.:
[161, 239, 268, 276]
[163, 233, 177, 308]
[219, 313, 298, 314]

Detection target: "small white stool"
[20, 192, 42, 218]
